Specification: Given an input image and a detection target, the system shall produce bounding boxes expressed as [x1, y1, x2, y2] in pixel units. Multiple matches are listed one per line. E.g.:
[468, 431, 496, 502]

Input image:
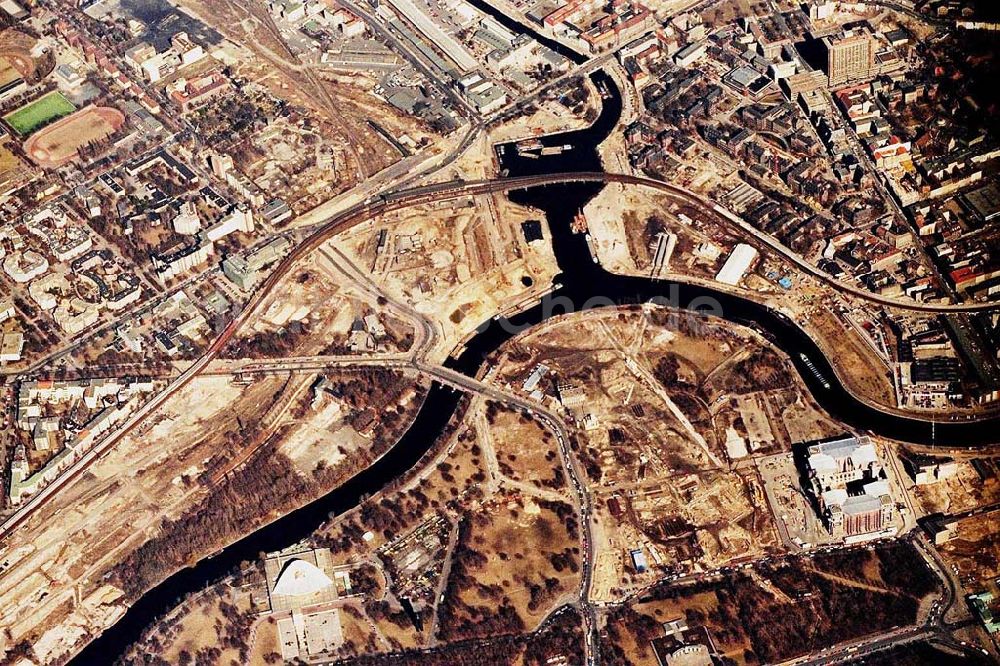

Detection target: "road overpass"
[5, 169, 998, 543]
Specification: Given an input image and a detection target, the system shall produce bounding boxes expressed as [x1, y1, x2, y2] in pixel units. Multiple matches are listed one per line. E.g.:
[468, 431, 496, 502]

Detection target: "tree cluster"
[112, 451, 309, 598]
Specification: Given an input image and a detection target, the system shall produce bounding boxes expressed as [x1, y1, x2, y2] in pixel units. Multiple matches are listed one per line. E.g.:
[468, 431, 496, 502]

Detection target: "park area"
[603, 540, 939, 665]
[3, 91, 75, 135]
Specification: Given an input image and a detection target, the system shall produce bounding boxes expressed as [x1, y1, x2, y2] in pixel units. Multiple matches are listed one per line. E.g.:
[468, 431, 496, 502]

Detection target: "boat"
[539, 144, 574, 156]
[799, 353, 831, 389]
[516, 139, 543, 153]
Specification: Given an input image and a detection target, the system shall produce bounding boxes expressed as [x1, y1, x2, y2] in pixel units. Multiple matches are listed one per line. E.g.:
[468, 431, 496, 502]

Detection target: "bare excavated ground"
[224, 256, 415, 359]
[339, 196, 560, 360]
[485, 308, 817, 601]
[940, 512, 1000, 584]
[0, 375, 281, 663]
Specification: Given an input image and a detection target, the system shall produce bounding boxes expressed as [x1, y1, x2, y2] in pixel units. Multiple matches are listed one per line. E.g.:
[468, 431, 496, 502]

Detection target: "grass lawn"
[3, 91, 76, 136]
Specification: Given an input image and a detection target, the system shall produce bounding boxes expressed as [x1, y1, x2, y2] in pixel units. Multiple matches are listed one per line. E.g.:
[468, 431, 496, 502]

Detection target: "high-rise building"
[823, 30, 875, 87]
[172, 200, 201, 235]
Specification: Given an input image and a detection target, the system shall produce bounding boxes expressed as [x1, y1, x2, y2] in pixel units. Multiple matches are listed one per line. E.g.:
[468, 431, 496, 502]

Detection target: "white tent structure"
[272, 559, 335, 597]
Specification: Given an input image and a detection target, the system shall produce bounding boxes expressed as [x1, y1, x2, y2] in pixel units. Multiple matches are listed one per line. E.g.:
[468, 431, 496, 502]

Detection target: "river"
[72, 69, 997, 665]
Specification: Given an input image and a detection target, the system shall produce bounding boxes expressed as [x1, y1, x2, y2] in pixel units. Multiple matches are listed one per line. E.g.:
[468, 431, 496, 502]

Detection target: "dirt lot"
[489, 307, 839, 473]
[340, 195, 559, 360]
[483, 308, 842, 598]
[486, 404, 567, 493]
[0, 375, 280, 663]
[489, 87, 599, 145]
[805, 305, 895, 408]
[225, 256, 415, 359]
[584, 183, 746, 283]
[939, 510, 1000, 584]
[909, 461, 1000, 515]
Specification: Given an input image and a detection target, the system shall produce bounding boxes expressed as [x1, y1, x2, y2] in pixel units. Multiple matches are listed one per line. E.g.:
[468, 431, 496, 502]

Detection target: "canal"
[73, 70, 998, 665]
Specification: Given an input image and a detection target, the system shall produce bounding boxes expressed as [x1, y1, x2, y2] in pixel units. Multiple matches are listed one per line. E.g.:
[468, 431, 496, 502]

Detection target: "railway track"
[4, 169, 998, 541]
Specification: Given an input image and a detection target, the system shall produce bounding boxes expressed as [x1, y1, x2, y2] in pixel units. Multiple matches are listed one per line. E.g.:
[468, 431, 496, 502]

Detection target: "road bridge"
[5, 169, 998, 545]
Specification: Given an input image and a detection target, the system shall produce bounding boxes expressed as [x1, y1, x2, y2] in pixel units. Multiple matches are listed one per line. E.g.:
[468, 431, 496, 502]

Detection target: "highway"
[6, 168, 1000, 541]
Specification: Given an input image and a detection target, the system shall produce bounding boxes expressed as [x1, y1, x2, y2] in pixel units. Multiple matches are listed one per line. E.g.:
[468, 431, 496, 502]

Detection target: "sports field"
[23, 105, 126, 168]
[3, 92, 76, 136]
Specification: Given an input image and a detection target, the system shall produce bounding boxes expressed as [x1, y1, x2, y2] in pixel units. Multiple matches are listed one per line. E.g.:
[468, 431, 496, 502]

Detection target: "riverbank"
[56, 66, 1000, 666]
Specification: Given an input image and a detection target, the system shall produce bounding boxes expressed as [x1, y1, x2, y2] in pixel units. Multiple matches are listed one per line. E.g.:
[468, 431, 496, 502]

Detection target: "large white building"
[262, 548, 349, 661]
[172, 201, 201, 235]
[152, 239, 213, 282]
[807, 436, 880, 487]
[715, 243, 759, 285]
[4, 250, 48, 283]
[127, 32, 205, 82]
[805, 436, 894, 538]
[205, 206, 254, 242]
[171, 32, 205, 66]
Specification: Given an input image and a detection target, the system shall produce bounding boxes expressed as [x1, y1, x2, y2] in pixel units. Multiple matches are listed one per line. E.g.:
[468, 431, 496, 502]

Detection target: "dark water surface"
[72, 68, 996, 665]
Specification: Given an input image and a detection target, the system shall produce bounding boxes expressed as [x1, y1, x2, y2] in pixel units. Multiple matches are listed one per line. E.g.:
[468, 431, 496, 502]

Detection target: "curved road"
[495, 171, 999, 314]
[4, 168, 999, 541]
[376, 172, 1000, 315]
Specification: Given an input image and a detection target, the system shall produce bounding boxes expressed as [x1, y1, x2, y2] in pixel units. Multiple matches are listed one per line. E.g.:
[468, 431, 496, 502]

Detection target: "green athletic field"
[3, 91, 76, 136]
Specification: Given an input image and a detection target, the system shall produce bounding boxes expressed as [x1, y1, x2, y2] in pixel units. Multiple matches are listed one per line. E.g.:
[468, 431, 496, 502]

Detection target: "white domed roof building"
[272, 559, 335, 598]
[260, 549, 348, 661]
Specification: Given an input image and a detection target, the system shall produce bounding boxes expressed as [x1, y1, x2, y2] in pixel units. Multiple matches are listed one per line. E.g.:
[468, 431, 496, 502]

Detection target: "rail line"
[3, 170, 998, 541]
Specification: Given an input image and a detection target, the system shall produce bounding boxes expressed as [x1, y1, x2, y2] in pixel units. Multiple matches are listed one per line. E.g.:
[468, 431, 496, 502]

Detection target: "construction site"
[223, 250, 417, 359]
[482, 307, 821, 599]
[337, 192, 560, 356]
